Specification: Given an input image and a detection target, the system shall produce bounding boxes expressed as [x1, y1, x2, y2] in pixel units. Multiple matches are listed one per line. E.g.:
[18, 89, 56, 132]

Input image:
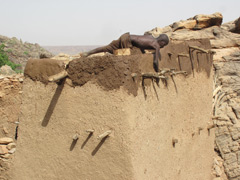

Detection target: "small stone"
[0, 145, 8, 155]
[7, 143, 16, 150]
[0, 91, 5, 98]
[230, 141, 240, 152]
[0, 137, 13, 144]
[214, 164, 222, 177]
[113, 48, 131, 56]
[8, 148, 16, 154]
[214, 158, 220, 166]
[18, 78, 23, 82]
[0, 153, 12, 159]
[213, 178, 222, 180]
[2, 127, 9, 134]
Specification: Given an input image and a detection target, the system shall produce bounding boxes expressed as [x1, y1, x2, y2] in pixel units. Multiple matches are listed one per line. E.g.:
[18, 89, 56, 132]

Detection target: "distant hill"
[0, 35, 53, 70]
[43, 45, 101, 55]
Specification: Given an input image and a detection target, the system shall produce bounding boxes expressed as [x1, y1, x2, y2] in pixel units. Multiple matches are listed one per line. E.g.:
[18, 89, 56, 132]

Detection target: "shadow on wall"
[41, 79, 65, 127]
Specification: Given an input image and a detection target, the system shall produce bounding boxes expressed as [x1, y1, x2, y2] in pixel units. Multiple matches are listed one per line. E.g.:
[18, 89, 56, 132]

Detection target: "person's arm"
[153, 46, 160, 72]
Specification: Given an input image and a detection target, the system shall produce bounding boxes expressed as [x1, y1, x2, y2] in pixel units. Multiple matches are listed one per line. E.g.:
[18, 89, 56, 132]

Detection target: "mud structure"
[11, 39, 214, 180]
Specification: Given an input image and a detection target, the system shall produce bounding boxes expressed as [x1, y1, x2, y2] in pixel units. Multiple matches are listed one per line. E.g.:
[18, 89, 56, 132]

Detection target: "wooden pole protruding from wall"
[72, 133, 79, 141]
[97, 130, 112, 140]
[48, 70, 68, 82]
[86, 129, 95, 133]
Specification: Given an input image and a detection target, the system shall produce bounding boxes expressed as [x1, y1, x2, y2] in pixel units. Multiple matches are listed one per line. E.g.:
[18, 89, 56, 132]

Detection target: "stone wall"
[214, 51, 240, 180]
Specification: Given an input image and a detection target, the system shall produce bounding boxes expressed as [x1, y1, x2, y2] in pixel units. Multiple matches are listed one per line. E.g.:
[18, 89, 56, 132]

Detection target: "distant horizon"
[43, 45, 101, 55]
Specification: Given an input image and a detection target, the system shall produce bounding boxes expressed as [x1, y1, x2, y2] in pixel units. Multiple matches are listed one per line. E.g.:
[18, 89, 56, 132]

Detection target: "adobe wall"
[10, 39, 214, 180]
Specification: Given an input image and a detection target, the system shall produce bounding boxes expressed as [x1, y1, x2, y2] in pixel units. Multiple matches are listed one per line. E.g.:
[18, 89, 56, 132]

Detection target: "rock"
[232, 107, 240, 119]
[113, 48, 131, 56]
[214, 164, 222, 177]
[235, 18, 240, 32]
[2, 127, 9, 134]
[229, 141, 239, 152]
[213, 178, 222, 180]
[0, 137, 13, 144]
[170, 27, 215, 40]
[144, 26, 172, 37]
[212, 48, 240, 61]
[231, 17, 240, 33]
[193, 12, 223, 30]
[224, 153, 237, 164]
[0, 153, 12, 159]
[172, 19, 197, 31]
[214, 158, 220, 166]
[211, 39, 240, 49]
[227, 111, 238, 124]
[18, 78, 24, 82]
[0, 145, 8, 155]
[222, 20, 236, 31]
[40, 53, 52, 59]
[227, 167, 240, 178]
[7, 143, 16, 150]
[0, 91, 5, 98]
[237, 151, 240, 164]
[8, 148, 16, 154]
[0, 65, 16, 75]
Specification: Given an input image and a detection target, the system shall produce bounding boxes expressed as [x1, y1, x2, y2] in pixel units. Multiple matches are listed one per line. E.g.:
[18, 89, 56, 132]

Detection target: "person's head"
[157, 34, 169, 48]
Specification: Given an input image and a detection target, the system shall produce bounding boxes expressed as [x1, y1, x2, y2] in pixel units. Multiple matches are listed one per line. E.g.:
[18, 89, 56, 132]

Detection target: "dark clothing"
[102, 32, 133, 53]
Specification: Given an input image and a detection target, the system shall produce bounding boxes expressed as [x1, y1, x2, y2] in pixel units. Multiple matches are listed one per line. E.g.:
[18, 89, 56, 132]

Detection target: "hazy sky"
[1, 0, 239, 46]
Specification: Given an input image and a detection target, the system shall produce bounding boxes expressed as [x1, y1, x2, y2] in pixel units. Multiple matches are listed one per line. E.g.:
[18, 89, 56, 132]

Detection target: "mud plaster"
[24, 39, 212, 96]
[12, 39, 215, 180]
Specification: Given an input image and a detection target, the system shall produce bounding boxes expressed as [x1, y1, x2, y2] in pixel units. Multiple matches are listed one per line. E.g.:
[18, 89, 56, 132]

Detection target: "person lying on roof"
[83, 32, 169, 72]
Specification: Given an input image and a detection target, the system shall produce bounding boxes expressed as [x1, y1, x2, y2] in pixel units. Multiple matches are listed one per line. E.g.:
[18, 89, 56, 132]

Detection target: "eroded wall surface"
[11, 39, 214, 180]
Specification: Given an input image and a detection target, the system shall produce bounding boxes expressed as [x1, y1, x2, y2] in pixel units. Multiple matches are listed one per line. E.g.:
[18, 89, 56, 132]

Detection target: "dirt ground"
[8, 39, 215, 180]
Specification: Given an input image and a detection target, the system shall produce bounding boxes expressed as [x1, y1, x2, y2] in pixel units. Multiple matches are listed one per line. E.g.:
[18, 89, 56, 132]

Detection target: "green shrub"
[7, 49, 12, 53]
[24, 51, 29, 55]
[0, 43, 21, 71]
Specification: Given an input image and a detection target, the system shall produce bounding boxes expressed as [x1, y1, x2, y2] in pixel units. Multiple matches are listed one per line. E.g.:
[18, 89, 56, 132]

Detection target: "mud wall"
[11, 39, 214, 180]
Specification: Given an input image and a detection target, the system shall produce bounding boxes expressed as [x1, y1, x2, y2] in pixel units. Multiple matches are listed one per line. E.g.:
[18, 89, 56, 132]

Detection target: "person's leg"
[85, 46, 110, 56]
[82, 39, 119, 57]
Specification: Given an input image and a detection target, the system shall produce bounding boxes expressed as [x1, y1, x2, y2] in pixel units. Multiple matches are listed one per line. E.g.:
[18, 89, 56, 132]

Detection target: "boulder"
[172, 19, 197, 31]
[0, 65, 16, 75]
[233, 17, 240, 33]
[193, 12, 223, 30]
[144, 26, 172, 37]
[171, 12, 223, 31]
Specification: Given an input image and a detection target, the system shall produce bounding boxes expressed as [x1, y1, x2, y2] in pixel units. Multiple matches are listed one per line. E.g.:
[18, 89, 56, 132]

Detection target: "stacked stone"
[0, 74, 23, 98]
[214, 51, 240, 180]
[0, 137, 16, 159]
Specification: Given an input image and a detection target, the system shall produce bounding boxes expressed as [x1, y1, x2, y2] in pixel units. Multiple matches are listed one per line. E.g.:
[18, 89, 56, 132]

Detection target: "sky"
[1, 0, 239, 46]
